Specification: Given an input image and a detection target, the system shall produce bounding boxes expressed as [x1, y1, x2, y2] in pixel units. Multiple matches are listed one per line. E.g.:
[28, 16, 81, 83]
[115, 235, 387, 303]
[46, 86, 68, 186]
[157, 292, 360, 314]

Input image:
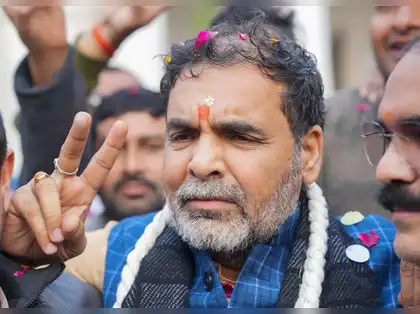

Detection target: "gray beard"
[169, 151, 302, 253]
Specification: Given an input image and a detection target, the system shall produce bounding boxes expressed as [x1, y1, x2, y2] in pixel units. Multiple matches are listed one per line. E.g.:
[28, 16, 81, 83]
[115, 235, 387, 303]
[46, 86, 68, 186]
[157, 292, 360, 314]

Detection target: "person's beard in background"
[99, 174, 165, 221]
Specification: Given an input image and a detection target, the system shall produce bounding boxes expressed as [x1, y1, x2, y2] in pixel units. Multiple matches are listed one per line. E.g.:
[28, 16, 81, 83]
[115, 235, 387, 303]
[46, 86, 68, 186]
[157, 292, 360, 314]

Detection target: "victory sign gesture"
[1, 112, 127, 265]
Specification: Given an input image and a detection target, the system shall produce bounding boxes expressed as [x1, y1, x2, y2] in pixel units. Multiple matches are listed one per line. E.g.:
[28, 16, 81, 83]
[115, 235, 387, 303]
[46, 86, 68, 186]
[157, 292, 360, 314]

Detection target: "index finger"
[80, 120, 127, 191]
[53, 112, 91, 180]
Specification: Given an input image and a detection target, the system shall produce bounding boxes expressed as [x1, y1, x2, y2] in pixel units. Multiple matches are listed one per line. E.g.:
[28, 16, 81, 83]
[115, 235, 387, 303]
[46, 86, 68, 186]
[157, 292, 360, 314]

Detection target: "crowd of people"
[1, 3, 420, 308]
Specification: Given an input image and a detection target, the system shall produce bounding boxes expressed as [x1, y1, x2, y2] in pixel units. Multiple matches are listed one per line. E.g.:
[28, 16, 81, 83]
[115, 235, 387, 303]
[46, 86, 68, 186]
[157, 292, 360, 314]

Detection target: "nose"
[393, 6, 420, 31]
[376, 142, 416, 186]
[187, 135, 225, 180]
[123, 145, 146, 176]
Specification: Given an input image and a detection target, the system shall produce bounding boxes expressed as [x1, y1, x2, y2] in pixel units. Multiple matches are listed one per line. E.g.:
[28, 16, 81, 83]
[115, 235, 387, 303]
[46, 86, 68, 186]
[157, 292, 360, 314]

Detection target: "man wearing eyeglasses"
[320, 3, 420, 218]
[360, 36, 420, 307]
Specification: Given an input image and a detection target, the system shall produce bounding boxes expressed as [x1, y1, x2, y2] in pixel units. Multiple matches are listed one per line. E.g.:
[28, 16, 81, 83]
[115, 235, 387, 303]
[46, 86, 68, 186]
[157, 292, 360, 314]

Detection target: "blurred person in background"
[320, 3, 420, 218]
[86, 88, 166, 230]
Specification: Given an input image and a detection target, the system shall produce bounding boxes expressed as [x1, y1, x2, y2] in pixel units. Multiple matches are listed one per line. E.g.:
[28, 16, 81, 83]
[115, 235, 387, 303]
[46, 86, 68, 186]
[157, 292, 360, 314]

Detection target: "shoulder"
[336, 215, 400, 308]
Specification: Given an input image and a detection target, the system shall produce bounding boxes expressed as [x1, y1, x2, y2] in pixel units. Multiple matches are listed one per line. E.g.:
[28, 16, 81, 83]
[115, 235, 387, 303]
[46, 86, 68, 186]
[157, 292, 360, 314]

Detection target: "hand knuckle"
[60, 147, 81, 160]
[94, 156, 113, 171]
[37, 179, 57, 192]
[12, 188, 34, 210]
[31, 216, 48, 235]
[402, 261, 415, 276]
[44, 212, 60, 224]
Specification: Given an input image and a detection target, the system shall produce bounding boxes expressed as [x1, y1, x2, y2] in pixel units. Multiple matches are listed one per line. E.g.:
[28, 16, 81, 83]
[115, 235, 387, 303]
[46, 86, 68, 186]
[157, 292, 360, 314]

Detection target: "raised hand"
[2, 4, 67, 85]
[2, 4, 67, 54]
[1, 112, 127, 265]
[105, 6, 169, 34]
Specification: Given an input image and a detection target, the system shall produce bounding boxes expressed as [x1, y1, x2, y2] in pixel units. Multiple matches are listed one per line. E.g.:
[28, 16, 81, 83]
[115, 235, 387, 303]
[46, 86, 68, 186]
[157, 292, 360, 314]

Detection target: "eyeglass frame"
[360, 120, 414, 166]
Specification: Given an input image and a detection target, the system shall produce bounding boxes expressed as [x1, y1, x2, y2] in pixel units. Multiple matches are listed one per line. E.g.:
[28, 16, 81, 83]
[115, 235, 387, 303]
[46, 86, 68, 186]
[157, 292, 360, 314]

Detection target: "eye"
[374, 5, 396, 13]
[224, 131, 260, 143]
[146, 143, 164, 151]
[399, 124, 420, 141]
[168, 132, 196, 142]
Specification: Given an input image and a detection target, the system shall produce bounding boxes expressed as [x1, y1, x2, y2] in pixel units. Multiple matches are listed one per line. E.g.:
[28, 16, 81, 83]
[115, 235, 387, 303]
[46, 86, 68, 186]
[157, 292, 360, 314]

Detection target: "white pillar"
[292, 6, 335, 98]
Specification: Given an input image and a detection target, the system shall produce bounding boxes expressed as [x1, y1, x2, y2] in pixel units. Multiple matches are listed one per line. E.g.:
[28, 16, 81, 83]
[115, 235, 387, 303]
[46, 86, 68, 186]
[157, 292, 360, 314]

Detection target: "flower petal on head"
[239, 32, 247, 41]
[271, 37, 280, 46]
[194, 30, 218, 51]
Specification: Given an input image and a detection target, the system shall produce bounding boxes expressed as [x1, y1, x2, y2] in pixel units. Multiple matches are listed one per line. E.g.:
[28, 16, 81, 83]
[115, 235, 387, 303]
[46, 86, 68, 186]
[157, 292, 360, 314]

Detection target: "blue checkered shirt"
[103, 209, 400, 308]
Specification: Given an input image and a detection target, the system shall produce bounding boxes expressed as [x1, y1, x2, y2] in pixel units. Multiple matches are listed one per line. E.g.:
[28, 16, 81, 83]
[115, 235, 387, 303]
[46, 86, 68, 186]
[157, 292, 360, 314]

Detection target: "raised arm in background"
[3, 5, 91, 187]
[75, 6, 167, 93]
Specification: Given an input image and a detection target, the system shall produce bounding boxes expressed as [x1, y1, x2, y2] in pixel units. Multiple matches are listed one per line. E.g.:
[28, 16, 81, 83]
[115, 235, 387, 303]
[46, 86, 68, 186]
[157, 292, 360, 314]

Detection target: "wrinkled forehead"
[166, 64, 287, 126]
[379, 52, 420, 124]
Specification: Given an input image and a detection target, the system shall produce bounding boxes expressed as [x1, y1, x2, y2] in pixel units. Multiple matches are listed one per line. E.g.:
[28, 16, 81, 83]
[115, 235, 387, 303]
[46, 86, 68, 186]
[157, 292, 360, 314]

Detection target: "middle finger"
[31, 172, 64, 244]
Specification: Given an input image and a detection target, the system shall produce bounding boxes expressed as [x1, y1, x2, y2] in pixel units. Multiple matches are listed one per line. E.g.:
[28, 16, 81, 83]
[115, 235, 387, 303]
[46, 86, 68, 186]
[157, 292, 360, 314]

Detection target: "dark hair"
[0, 114, 7, 169]
[210, 6, 295, 41]
[91, 87, 166, 142]
[161, 13, 325, 140]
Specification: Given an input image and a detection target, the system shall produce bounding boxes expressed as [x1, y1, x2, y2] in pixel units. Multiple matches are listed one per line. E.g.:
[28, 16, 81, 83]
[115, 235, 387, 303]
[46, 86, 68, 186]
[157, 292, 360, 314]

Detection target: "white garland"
[113, 204, 172, 308]
[113, 182, 329, 308]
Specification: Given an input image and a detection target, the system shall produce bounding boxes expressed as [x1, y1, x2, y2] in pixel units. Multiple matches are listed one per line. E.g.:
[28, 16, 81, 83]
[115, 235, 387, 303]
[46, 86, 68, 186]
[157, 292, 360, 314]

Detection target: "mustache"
[113, 175, 157, 193]
[387, 28, 420, 42]
[175, 178, 247, 208]
[377, 183, 420, 213]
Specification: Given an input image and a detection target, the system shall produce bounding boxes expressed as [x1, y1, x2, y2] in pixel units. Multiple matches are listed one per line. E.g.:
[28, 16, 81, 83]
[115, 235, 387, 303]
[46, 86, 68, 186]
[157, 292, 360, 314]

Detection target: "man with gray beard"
[2, 12, 403, 308]
[171, 150, 301, 254]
